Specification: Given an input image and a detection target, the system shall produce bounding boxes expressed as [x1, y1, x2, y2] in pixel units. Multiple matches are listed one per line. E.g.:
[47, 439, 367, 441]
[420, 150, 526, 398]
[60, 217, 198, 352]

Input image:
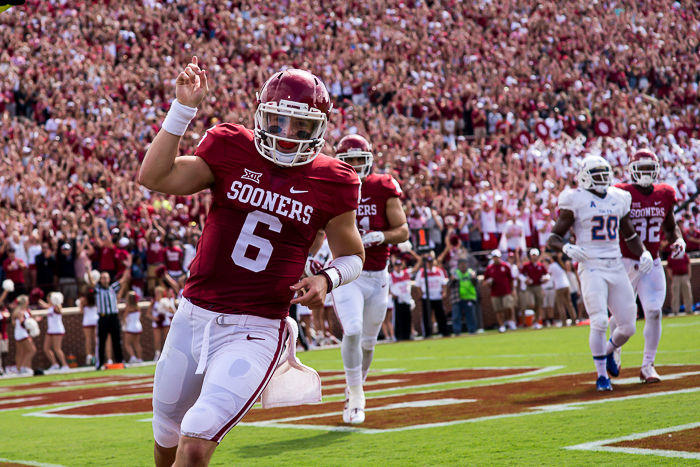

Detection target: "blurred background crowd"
[0, 0, 699, 371]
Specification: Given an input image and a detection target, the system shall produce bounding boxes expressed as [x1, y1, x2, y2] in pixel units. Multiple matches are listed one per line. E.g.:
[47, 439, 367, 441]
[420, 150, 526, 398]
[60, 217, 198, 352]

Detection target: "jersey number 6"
[231, 210, 282, 272]
[591, 215, 618, 241]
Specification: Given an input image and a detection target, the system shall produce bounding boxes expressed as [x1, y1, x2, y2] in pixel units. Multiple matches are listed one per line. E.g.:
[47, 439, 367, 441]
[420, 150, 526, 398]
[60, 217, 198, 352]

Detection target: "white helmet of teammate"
[576, 155, 612, 194]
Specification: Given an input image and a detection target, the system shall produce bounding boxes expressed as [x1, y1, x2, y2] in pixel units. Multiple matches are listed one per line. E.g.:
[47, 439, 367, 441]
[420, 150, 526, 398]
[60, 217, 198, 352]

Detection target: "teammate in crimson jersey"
[331, 133, 409, 424]
[138, 58, 364, 467]
[612, 149, 686, 383]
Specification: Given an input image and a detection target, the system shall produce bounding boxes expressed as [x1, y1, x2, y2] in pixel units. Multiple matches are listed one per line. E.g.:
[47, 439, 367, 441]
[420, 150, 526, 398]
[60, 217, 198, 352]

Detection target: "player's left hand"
[361, 231, 385, 248]
[290, 275, 328, 309]
[670, 237, 686, 259]
[638, 250, 653, 274]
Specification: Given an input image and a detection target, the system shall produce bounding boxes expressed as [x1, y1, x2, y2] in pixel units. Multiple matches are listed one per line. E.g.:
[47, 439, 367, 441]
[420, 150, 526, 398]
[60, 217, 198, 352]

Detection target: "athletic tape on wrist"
[162, 99, 198, 136]
[319, 267, 341, 291]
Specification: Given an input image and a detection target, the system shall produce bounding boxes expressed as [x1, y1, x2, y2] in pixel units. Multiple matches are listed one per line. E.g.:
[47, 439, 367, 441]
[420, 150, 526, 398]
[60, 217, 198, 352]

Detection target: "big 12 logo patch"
[0, 1, 26, 13]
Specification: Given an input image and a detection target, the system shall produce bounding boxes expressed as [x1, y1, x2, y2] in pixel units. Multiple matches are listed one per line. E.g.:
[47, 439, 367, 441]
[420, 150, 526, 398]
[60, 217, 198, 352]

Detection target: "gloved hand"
[562, 243, 588, 263]
[670, 237, 686, 259]
[397, 240, 412, 252]
[638, 250, 653, 274]
[361, 231, 385, 248]
[304, 257, 323, 276]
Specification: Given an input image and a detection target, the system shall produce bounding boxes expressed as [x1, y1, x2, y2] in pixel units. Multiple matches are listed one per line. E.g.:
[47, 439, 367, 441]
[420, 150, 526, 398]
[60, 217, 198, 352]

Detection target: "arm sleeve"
[381, 175, 403, 198]
[620, 190, 632, 216]
[557, 189, 576, 212]
[193, 123, 246, 184]
[314, 160, 361, 220]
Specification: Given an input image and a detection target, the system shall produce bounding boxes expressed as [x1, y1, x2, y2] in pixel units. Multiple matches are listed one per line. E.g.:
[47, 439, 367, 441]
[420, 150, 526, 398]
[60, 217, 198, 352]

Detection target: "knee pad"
[180, 386, 247, 440]
[588, 313, 609, 332]
[615, 322, 636, 340]
[361, 335, 377, 351]
[152, 409, 182, 448]
[342, 319, 362, 338]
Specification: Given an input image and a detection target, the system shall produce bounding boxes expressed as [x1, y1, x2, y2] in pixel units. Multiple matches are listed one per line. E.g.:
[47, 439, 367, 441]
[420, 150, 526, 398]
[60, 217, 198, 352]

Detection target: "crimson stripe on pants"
[211, 319, 286, 442]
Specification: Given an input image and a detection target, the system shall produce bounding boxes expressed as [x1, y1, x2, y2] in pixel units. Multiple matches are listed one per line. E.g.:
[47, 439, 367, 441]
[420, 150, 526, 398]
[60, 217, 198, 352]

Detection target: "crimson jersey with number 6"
[616, 182, 676, 259]
[183, 123, 359, 319]
[358, 173, 402, 271]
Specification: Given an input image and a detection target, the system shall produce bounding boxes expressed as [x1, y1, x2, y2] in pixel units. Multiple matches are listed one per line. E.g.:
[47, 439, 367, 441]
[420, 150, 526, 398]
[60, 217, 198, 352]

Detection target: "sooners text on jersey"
[184, 124, 359, 319]
[616, 183, 676, 259]
[358, 173, 402, 271]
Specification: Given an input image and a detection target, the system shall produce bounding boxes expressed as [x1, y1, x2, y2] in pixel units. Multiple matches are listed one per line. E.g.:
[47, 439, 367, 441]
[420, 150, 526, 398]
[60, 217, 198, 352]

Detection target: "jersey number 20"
[591, 215, 618, 241]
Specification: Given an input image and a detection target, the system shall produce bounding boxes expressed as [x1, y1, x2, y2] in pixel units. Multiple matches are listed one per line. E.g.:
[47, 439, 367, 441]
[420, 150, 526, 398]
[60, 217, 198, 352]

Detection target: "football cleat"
[596, 376, 613, 392]
[342, 387, 366, 425]
[640, 364, 661, 383]
[606, 348, 621, 377]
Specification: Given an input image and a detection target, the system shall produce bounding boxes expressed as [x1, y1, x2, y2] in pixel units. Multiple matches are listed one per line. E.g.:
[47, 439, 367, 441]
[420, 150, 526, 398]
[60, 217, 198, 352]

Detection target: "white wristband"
[327, 254, 363, 287]
[162, 99, 198, 136]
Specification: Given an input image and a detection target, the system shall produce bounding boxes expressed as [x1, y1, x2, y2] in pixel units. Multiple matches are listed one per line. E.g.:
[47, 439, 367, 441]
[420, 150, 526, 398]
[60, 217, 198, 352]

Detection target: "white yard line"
[0, 457, 65, 467]
[246, 387, 700, 434]
[565, 422, 700, 460]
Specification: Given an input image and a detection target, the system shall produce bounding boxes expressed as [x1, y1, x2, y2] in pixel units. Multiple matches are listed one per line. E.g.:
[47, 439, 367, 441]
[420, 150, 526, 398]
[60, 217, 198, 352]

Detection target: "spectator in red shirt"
[683, 222, 700, 253]
[520, 248, 550, 329]
[666, 252, 693, 315]
[2, 248, 27, 300]
[484, 250, 515, 333]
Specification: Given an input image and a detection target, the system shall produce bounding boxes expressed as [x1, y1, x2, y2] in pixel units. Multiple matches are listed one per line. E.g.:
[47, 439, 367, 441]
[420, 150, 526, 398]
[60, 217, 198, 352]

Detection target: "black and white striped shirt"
[95, 282, 121, 316]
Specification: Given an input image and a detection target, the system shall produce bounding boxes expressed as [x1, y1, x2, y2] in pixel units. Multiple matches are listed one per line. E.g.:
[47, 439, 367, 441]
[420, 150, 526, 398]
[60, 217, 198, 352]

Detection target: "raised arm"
[137, 56, 214, 195]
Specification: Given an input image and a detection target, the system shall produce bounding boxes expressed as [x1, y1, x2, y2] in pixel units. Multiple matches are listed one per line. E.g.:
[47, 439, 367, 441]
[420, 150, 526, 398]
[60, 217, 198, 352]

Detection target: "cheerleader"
[39, 292, 68, 371]
[79, 288, 99, 366]
[11, 295, 36, 375]
[121, 291, 143, 363]
[150, 286, 175, 361]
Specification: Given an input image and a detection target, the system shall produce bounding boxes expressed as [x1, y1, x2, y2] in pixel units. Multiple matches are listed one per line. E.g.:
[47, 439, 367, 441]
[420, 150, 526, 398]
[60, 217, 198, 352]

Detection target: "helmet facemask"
[629, 159, 659, 187]
[254, 99, 327, 167]
[336, 149, 373, 179]
[578, 165, 611, 194]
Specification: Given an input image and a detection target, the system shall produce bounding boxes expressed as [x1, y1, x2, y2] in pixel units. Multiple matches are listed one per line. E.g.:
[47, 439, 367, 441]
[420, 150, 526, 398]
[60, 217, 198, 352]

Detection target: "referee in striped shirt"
[89, 268, 131, 369]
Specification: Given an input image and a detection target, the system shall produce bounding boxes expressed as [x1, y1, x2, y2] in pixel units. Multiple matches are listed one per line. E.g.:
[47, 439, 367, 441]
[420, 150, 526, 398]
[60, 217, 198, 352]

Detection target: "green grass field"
[1, 314, 699, 466]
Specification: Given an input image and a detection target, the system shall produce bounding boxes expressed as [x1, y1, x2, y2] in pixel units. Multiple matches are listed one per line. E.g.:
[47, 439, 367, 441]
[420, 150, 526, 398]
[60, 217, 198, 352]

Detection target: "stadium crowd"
[0, 0, 699, 372]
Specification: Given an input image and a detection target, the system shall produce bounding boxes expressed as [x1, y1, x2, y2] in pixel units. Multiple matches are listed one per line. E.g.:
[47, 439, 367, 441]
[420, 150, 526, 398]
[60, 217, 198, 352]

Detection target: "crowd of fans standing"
[0, 0, 699, 372]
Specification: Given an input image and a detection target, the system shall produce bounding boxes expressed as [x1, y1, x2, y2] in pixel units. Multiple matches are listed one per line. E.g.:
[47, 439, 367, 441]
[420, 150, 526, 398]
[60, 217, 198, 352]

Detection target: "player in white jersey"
[547, 155, 653, 392]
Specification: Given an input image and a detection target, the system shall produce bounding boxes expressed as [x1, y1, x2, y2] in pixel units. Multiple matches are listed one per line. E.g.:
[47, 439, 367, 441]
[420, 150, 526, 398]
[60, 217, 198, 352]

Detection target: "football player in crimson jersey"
[331, 134, 409, 424]
[138, 57, 364, 467]
[612, 149, 686, 383]
[547, 155, 653, 392]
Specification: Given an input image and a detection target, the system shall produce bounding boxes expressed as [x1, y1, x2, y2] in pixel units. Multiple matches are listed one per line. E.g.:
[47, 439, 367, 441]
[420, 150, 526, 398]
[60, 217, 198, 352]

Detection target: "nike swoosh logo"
[290, 187, 308, 194]
[246, 335, 265, 341]
[361, 197, 371, 202]
[654, 201, 661, 205]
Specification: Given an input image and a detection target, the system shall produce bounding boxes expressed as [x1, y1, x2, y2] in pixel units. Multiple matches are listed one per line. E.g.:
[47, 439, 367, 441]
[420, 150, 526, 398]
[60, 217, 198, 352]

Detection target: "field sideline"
[0, 315, 698, 466]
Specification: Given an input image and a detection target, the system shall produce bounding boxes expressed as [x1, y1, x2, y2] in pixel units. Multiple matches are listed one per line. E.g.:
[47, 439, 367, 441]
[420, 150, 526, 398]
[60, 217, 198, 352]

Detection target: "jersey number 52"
[591, 215, 618, 241]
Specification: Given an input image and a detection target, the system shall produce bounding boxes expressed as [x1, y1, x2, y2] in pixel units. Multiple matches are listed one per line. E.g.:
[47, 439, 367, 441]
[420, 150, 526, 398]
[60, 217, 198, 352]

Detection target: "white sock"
[361, 347, 374, 382]
[642, 310, 662, 366]
[593, 357, 607, 378]
[341, 334, 363, 388]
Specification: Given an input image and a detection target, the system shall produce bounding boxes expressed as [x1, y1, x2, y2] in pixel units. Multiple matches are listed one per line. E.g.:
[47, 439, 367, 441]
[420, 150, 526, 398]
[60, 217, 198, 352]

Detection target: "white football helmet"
[576, 155, 612, 194]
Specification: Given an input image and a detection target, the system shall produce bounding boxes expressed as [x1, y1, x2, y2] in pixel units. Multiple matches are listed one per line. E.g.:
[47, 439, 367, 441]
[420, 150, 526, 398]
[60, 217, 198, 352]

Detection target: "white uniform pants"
[578, 258, 636, 336]
[621, 257, 666, 312]
[331, 268, 389, 350]
[152, 298, 286, 446]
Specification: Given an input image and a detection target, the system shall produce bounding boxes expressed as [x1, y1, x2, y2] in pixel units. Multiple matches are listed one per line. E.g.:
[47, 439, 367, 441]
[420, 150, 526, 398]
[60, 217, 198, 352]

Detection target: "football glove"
[361, 231, 385, 248]
[304, 257, 323, 276]
[562, 243, 588, 263]
[670, 237, 686, 259]
[638, 250, 653, 274]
